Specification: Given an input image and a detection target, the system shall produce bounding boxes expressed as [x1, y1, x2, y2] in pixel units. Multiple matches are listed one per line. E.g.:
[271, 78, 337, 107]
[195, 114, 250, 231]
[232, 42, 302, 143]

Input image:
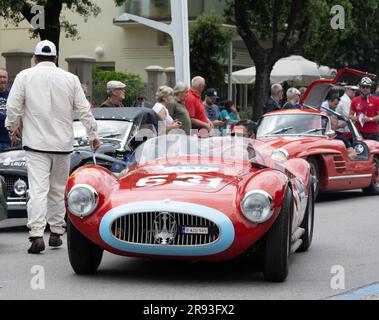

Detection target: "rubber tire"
[298, 181, 315, 252]
[307, 157, 320, 199]
[263, 188, 292, 282]
[362, 157, 379, 195]
[67, 218, 103, 274]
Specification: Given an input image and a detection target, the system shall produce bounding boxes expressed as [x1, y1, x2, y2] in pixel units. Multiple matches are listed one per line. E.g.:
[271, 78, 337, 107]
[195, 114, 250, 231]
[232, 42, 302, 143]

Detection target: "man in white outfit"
[336, 85, 359, 132]
[5, 40, 101, 254]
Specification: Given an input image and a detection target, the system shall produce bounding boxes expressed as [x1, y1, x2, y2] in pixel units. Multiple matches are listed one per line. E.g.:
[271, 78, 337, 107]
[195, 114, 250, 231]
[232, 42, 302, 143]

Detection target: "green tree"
[304, 1, 379, 76]
[0, 0, 125, 54]
[189, 12, 234, 89]
[225, 0, 352, 120]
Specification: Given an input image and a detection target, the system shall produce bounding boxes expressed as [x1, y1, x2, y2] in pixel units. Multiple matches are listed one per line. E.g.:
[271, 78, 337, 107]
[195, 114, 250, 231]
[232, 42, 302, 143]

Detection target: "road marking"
[333, 282, 379, 300]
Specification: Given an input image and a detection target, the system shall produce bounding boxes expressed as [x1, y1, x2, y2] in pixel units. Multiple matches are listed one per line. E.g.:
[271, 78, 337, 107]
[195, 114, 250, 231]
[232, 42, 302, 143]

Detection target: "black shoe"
[28, 237, 45, 254]
[49, 233, 63, 247]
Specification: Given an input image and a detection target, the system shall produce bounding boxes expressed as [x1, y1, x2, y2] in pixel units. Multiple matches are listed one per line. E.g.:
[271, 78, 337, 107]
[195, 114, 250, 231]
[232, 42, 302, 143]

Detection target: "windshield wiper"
[300, 128, 324, 134]
[266, 127, 293, 135]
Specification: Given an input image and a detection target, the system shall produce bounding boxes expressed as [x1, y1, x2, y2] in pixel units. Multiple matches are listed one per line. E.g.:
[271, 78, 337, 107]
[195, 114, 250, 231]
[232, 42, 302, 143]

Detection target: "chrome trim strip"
[328, 174, 372, 181]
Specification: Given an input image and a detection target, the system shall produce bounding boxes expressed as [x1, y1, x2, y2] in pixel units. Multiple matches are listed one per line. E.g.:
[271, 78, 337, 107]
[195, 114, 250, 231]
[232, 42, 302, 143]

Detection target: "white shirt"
[336, 94, 351, 132]
[5, 62, 98, 152]
[152, 102, 174, 125]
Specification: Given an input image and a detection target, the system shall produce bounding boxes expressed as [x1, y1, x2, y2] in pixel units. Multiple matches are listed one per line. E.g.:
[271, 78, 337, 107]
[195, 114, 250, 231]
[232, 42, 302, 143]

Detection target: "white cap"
[107, 81, 126, 90]
[34, 40, 57, 56]
[345, 85, 359, 90]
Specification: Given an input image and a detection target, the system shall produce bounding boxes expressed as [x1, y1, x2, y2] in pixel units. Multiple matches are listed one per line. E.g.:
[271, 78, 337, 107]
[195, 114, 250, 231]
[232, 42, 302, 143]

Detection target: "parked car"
[0, 107, 159, 217]
[66, 135, 315, 282]
[257, 68, 379, 197]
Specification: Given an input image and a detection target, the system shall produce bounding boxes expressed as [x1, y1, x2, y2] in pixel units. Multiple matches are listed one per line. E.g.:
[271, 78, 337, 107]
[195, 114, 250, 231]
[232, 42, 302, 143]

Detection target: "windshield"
[134, 134, 278, 168]
[257, 114, 330, 137]
[73, 120, 132, 142]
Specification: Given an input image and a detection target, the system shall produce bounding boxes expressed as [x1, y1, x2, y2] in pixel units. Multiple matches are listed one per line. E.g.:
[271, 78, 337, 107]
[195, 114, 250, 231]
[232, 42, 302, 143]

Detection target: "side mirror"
[325, 130, 336, 139]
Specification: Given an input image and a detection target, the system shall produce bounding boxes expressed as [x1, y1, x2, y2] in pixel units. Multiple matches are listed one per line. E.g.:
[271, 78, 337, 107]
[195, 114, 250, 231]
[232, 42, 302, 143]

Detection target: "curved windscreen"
[257, 113, 330, 137]
[73, 120, 132, 142]
[134, 134, 277, 167]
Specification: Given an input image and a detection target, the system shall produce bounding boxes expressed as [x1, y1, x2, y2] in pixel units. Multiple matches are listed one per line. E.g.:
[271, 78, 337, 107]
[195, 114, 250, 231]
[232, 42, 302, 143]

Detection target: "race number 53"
[136, 175, 223, 189]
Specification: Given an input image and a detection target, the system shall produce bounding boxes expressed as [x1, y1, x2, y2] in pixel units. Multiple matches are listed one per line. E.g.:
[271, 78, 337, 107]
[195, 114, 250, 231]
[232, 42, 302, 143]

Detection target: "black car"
[0, 107, 159, 217]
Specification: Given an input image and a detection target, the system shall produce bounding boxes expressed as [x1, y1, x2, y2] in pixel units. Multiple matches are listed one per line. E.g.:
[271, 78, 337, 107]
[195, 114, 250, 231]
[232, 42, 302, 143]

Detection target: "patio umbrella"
[231, 55, 321, 86]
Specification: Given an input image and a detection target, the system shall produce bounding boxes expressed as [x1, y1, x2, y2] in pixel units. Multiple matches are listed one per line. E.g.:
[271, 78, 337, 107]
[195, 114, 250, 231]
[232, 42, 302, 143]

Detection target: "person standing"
[167, 83, 191, 135]
[349, 77, 379, 140]
[132, 92, 152, 108]
[0, 68, 11, 149]
[185, 76, 213, 134]
[263, 84, 283, 114]
[282, 87, 301, 109]
[5, 40, 101, 254]
[203, 88, 225, 133]
[152, 85, 182, 133]
[99, 81, 126, 108]
[336, 85, 359, 132]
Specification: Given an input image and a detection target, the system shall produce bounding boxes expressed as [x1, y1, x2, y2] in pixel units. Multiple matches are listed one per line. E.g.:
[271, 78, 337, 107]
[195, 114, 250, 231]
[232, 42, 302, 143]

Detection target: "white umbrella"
[231, 55, 321, 85]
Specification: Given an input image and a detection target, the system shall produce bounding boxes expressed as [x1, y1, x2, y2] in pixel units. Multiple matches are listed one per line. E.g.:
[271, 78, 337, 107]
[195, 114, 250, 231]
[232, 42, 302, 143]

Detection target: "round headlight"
[240, 190, 274, 223]
[67, 184, 98, 218]
[271, 148, 289, 161]
[14, 179, 27, 197]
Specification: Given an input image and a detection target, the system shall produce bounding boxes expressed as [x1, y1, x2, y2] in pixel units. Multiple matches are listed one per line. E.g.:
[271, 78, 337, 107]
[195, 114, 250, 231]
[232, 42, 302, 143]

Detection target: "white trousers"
[26, 151, 70, 237]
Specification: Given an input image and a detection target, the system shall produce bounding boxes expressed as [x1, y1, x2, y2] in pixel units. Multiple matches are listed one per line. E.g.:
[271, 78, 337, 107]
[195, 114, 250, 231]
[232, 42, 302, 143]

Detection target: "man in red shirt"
[185, 76, 213, 134]
[349, 77, 379, 140]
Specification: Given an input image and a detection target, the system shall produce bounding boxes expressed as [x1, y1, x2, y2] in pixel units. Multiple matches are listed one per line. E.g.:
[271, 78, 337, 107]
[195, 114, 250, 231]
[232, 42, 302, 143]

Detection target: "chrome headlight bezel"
[67, 184, 99, 218]
[14, 179, 27, 197]
[271, 148, 289, 161]
[240, 190, 274, 223]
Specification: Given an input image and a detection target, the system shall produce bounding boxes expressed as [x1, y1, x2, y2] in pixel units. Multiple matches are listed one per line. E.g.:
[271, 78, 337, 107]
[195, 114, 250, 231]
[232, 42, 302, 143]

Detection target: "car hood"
[119, 162, 255, 193]
[257, 136, 327, 156]
[0, 150, 27, 169]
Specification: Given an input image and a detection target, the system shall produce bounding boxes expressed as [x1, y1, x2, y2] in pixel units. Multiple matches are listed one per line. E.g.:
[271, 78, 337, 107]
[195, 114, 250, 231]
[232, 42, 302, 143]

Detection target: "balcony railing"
[121, 0, 224, 21]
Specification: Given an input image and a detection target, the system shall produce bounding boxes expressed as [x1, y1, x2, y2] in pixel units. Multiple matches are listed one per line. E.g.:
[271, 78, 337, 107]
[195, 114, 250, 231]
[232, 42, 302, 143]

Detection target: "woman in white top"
[153, 85, 182, 133]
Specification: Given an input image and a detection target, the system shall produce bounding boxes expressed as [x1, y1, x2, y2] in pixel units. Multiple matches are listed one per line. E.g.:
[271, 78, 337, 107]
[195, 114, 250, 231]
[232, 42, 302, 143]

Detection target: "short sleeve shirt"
[185, 88, 208, 124]
[350, 95, 379, 134]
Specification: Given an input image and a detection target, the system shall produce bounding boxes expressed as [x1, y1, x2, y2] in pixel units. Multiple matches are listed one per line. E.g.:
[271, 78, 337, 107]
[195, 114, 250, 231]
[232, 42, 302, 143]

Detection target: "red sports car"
[66, 135, 315, 282]
[257, 68, 379, 197]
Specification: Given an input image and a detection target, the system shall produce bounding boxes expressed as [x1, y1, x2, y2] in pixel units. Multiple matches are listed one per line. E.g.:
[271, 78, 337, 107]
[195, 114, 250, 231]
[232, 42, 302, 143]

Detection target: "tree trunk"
[252, 62, 274, 121]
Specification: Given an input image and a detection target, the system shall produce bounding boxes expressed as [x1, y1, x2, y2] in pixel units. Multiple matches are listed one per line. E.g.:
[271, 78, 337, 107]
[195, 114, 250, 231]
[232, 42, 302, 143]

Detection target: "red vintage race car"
[257, 68, 379, 197]
[66, 135, 315, 282]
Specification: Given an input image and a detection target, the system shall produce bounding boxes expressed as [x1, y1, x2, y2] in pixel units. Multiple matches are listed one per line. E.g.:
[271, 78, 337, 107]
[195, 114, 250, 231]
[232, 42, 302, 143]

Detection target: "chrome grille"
[111, 212, 220, 246]
[3, 174, 28, 198]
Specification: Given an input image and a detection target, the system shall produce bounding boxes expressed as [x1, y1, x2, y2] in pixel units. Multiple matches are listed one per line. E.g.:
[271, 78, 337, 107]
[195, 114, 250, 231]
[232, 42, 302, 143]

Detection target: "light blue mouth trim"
[99, 201, 235, 256]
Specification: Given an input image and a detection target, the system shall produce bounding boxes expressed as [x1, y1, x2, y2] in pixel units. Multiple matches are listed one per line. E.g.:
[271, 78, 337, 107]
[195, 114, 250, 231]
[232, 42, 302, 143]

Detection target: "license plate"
[181, 227, 209, 235]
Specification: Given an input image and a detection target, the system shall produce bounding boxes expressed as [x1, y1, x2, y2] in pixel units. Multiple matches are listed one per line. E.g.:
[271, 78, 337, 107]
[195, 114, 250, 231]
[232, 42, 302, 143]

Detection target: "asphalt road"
[1, 190, 379, 300]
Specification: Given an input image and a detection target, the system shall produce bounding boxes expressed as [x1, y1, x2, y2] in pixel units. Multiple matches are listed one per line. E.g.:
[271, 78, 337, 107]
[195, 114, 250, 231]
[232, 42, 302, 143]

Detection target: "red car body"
[66, 136, 314, 281]
[257, 68, 379, 195]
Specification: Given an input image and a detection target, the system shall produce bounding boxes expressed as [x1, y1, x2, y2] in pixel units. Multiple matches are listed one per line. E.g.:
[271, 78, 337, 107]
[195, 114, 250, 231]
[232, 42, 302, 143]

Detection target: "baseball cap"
[34, 40, 57, 56]
[107, 81, 126, 90]
[205, 88, 219, 98]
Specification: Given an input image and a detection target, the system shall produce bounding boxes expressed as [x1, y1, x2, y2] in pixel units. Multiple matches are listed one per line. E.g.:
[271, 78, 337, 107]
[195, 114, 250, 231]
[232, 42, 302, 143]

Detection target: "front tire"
[362, 157, 379, 195]
[263, 188, 292, 282]
[298, 181, 315, 252]
[307, 157, 320, 198]
[67, 218, 103, 274]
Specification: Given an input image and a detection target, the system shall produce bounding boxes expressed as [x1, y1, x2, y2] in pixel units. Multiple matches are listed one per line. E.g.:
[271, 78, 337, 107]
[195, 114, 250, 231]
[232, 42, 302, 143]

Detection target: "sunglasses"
[360, 85, 371, 89]
[231, 132, 248, 137]
[137, 97, 144, 100]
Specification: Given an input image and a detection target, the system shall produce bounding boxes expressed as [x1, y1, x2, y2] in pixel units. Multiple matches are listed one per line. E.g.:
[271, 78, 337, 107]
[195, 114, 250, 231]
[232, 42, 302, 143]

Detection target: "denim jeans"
[0, 142, 11, 150]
